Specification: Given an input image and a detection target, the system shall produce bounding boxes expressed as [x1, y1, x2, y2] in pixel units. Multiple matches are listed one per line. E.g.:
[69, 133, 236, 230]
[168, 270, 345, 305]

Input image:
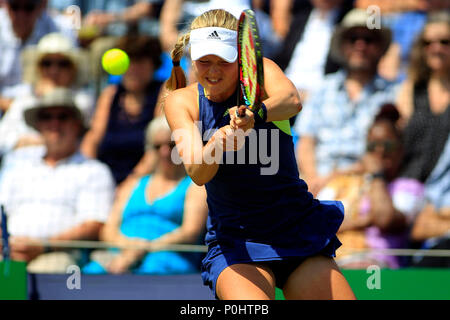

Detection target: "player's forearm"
[262, 58, 302, 122]
[264, 89, 302, 122]
[184, 136, 221, 186]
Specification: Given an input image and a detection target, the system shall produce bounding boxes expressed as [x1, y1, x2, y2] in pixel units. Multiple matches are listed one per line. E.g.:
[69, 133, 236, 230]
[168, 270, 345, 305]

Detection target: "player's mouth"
[206, 78, 221, 85]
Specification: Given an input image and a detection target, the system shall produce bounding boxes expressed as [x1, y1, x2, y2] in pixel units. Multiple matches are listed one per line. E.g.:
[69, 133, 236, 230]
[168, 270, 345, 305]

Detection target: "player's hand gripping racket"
[236, 9, 264, 118]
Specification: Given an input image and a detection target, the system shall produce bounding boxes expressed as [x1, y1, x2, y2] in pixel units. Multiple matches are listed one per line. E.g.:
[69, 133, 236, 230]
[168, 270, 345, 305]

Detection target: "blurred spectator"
[82, 116, 208, 275]
[396, 11, 449, 183]
[0, 88, 114, 273]
[81, 35, 164, 185]
[356, 0, 450, 81]
[356, 0, 449, 13]
[81, 0, 163, 38]
[0, 32, 94, 156]
[276, 0, 353, 104]
[45, 1, 163, 34]
[253, 0, 313, 40]
[410, 136, 450, 267]
[0, 0, 77, 114]
[318, 104, 425, 268]
[294, 8, 398, 196]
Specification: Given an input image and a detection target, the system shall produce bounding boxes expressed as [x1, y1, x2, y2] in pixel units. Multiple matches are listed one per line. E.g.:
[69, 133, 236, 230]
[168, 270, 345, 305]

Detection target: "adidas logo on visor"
[207, 30, 221, 40]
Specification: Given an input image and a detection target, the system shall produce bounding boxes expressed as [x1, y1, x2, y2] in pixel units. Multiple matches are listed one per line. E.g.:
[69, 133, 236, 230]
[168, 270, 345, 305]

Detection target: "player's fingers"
[244, 119, 255, 135]
[230, 117, 238, 130]
[236, 115, 255, 132]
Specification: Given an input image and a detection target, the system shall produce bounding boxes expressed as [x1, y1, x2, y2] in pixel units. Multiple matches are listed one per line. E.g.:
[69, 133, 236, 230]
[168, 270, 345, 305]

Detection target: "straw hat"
[329, 9, 392, 65]
[24, 87, 88, 132]
[21, 32, 91, 86]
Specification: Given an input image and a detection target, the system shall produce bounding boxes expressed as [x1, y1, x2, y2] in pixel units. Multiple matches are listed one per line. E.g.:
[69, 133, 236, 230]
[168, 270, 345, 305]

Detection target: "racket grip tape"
[235, 103, 267, 123]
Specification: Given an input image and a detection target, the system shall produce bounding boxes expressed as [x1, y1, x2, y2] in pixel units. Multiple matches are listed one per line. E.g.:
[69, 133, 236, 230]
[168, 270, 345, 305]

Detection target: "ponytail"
[166, 33, 190, 91]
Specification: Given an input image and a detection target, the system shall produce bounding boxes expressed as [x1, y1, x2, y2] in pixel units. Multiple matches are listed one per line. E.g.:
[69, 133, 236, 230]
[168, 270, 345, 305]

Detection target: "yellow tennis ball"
[102, 48, 130, 75]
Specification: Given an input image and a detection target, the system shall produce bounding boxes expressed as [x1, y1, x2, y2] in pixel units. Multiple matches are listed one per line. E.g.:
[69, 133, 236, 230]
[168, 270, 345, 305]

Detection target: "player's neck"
[202, 87, 235, 103]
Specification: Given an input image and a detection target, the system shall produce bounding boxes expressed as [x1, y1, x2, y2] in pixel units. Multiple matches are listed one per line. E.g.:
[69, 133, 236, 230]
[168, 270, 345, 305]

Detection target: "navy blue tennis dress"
[197, 84, 344, 296]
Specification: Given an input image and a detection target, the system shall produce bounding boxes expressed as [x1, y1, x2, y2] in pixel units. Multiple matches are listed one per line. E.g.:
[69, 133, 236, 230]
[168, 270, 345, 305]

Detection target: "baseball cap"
[190, 27, 238, 63]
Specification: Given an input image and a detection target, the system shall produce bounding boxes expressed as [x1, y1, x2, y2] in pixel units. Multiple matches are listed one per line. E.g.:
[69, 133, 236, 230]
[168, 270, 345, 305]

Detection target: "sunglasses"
[422, 38, 450, 47]
[344, 33, 380, 45]
[39, 59, 73, 69]
[9, 2, 37, 12]
[37, 111, 74, 122]
[153, 141, 176, 150]
[367, 140, 398, 153]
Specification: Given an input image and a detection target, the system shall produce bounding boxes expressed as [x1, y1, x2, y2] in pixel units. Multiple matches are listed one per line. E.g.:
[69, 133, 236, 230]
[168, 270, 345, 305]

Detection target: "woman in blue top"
[164, 9, 355, 299]
[83, 116, 208, 274]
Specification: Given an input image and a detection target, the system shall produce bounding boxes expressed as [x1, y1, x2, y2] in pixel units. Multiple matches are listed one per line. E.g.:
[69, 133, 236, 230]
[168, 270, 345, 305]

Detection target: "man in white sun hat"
[0, 32, 94, 158]
[0, 87, 114, 273]
[294, 8, 400, 197]
[0, 0, 76, 114]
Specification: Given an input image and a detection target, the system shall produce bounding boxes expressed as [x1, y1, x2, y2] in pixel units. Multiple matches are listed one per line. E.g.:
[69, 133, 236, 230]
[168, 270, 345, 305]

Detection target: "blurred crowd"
[0, 0, 449, 274]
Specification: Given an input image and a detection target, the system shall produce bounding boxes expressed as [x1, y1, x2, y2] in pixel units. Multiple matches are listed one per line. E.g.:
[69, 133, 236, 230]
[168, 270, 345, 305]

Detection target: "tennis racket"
[237, 9, 264, 118]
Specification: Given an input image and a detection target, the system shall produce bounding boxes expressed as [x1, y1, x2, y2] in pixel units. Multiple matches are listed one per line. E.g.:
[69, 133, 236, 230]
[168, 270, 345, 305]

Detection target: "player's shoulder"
[167, 84, 198, 101]
[165, 84, 199, 114]
[263, 57, 281, 71]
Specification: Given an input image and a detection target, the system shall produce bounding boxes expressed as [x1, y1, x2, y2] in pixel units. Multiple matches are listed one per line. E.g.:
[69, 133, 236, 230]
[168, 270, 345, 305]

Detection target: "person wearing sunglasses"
[0, 0, 76, 114]
[395, 12, 450, 268]
[294, 9, 399, 197]
[396, 11, 450, 184]
[410, 136, 450, 268]
[317, 104, 425, 269]
[82, 116, 208, 275]
[0, 87, 115, 273]
[81, 35, 164, 186]
[0, 32, 94, 157]
[276, 0, 354, 106]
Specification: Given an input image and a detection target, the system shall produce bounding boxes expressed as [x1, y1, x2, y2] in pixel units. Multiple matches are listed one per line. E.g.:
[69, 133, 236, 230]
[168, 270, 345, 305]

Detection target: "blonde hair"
[166, 9, 238, 91]
[145, 116, 171, 151]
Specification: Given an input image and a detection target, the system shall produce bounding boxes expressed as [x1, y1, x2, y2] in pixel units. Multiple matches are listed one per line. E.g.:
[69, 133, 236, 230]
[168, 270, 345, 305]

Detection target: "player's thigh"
[282, 255, 356, 300]
[216, 263, 276, 300]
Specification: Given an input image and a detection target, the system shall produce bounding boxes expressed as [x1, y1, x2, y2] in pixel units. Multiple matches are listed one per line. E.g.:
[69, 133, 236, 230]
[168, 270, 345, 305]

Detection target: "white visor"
[190, 27, 238, 63]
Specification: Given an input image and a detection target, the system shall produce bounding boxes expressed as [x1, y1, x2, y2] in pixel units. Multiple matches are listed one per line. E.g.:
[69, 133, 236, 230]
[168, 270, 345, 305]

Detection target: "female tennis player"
[164, 9, 356, 300]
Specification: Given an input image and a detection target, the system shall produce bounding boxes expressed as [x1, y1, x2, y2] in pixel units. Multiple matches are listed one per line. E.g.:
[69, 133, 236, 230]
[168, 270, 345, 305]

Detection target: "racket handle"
[236, 106, 246, 118]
